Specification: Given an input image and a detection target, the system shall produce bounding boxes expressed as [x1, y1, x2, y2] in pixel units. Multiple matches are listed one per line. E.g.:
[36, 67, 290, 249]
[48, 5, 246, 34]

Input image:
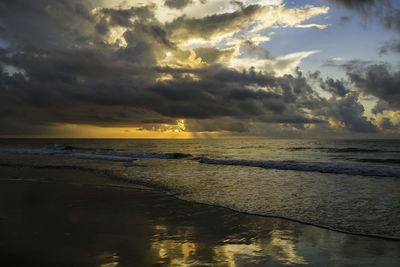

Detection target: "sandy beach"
[2, 0, 400, 265]
[1, 165, 399, 266]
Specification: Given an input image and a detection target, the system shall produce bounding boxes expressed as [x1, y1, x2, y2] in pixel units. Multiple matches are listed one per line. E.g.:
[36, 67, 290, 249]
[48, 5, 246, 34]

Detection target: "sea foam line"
[198, 158, 400, 178]
[1, 161, 400, 240]
[1, 147, 400, 178]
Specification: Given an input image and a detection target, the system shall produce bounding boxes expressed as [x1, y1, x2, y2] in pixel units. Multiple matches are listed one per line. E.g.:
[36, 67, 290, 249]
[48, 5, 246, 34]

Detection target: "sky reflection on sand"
[1, 166, 400, 266]
[149, 224, 307, 266]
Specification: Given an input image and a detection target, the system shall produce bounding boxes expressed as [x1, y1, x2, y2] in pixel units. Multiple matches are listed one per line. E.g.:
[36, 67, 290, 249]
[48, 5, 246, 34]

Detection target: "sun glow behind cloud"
[0, 0, 331, 138]
[28, 122, 196, 139]
[14, 120, 237, 139]
[85, 1, 330, 138]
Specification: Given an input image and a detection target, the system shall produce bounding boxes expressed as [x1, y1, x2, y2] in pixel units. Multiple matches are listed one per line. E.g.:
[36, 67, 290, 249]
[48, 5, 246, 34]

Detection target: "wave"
[191, 201, 400, 241]
[286, 146, 386, 153]
[53, 144, 114, 152]
[0, 162, 99, 172]
[93, 149, 191, 159]
[357, 158, 400, 164]
[0, 147, 191, 161]
[1, 148, 400, 240]
[238, 145, 266, 149]
[0, 148, 135, 162]
[199, 158, 400, 178]
[53, 145, 79, 151]
[331, 147, 385, 153]
[4, 161, 399, 240]
[96, 168, 400, 240]
[286, 146, 316, 151]
[1, 147, 399, 178]
[52, 146, 193, 159]
[0, 147, 62, 156]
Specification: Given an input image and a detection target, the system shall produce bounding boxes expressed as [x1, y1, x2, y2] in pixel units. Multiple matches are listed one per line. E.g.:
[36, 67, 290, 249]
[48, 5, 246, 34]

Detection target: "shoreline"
[1, 165, 400, 266]
[3, 162, 400, 241]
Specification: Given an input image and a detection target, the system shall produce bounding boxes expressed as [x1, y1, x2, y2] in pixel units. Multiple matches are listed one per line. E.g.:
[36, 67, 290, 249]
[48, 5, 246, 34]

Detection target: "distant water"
[0, 139, 399, 239]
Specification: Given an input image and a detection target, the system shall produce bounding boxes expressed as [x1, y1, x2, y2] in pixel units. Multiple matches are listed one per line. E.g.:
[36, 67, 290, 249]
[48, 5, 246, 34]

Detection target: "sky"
[0, 0, 399, 138]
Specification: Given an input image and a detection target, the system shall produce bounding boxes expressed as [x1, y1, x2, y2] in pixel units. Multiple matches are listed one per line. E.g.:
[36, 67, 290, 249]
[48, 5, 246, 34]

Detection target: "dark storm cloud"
[117, 25, 176, 66]
[371, 100, 389, 115]
[0, 0, 96, 49]
[324, 60, 400, 115]
[147, 67, 319, 122]
[95, 5, 156, 34]
[0, 47, 378, 134]
[322, 78, 349, 97]
[378, 117, 397, 130]
[0, 0, 389, 136]
[308, 67, 379, 133]
[193, 47, 235, 64]
[347, 64, 400, 112]
[309, 71, 350, 97]
[0, 45, 324, 132]
[313, 93, 378, 133]
[164, 0, 193, 9]
[165, 5, 264, 40]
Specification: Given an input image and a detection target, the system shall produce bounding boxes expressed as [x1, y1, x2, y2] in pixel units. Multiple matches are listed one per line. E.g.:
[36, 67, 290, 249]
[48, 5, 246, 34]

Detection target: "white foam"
[0, 148, 130, 162]
[199, 158, 400, 178]
[2, 147, 399, 178]
[0, 147, 190, 162]
[0, 147, 64, 156]
[93, 149, 190, 159]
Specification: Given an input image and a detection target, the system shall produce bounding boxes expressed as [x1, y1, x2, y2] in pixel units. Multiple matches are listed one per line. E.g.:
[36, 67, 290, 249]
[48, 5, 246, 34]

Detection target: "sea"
[0, 138, 399, 240]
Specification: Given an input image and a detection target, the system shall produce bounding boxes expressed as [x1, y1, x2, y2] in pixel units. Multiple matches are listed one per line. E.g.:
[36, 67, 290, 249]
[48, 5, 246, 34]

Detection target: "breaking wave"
[198, 158, 400, 178]
[93, 149, 191, 159]
[286, 146, 390, 153]
[1, 147, 399, 178]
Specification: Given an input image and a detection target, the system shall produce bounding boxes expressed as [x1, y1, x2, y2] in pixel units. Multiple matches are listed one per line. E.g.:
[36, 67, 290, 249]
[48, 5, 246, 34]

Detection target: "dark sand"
[1, 166, 399, 266]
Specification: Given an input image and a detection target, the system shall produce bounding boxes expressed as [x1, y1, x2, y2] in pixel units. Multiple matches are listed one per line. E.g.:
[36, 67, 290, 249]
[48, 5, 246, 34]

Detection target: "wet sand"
[0, 166, 399, 266]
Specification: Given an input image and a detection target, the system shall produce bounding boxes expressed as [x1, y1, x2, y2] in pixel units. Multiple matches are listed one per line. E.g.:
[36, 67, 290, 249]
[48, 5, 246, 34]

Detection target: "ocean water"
[0, 138, 399, 239]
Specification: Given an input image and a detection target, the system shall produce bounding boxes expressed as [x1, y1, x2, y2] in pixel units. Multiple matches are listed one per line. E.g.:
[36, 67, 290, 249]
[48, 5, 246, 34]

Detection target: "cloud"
[0, 0, 97, 50]
[0, 0, 392, 137]
[313, 92, 378, 133]
[347, 64, 400, 112]
[295, 24, 328, 30]
[193, 47, 236, 64]
[327, 0, 400, 32]
[228, 50, 319, 76]
[165, 5, 267, 41]
[164, 0, 193, 9]
[377, 117, 397, 131]
[0, 50, 323, 130]
[95, 5, 156, 35]
[327, 0, 379, 13]
[329, 0, 399, 59]
[163, 4, 329, 42]
[309, 71, 350, 97]
[379, 40, 400, 54]
[269, 51, 319, 75]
